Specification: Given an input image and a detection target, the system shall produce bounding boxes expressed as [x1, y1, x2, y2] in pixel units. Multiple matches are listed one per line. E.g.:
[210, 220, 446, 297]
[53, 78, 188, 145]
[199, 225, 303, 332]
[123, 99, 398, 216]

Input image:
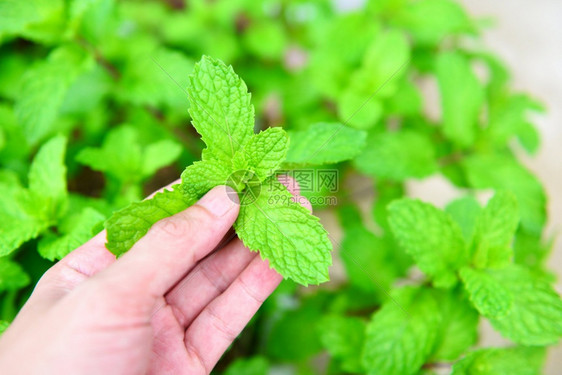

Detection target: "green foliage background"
[0, 0, 560, 374]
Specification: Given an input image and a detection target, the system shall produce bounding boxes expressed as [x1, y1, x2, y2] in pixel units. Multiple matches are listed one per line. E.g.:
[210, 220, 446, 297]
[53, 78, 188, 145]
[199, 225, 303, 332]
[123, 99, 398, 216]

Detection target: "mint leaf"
[28, 135, 68, 220]
[513, 231, 551, 272]
[105, 56, 333, 286]
[388, 199, 468, 287]
[0, 0, 62, 36]
[267, 295, 325, 360]
[0, 186, 45, 257]
[318, 315, 366, 373]
[38, 207, 105, 261]
[339, 30, 410, 129]
[118, 47, 195, 109]
[77, 126, 181, 183]
[105, 185, 196, 256]
[77, 126, 142, 182]
[394, 0, 472, 45]
[463, 154, 546, 234]
[339, 205, 404, 295]
[224, 357, 269, 375]
[362, 287, 439, 375]
[486, 265, 562, 345]
[436, 52, 484, 147]
[0, 258, 30, 292]
[354, 129, 437, 180]
[242, 20, 287, 60]
[141, 140, 182, 177]
[233, 127, 288, 181]
[234, 178, 332, 285]
[445, 196, 481, 243]
[0, 136, 68, 256]
[15, 45, 88, 145]
[488, 94, 543, 154]
[187, 56, 254, 162]
[451, 346, 546, 375]
[180, 160, 232, 198]
[69, 0, 104, 20]
[0, 1, 39, 35]
[430, 289, 479, 361]
[0, 321, 9, 336]
[460, 267, 512, 318]
[472, 192, 519, 268]
[285, 122, 366, 166]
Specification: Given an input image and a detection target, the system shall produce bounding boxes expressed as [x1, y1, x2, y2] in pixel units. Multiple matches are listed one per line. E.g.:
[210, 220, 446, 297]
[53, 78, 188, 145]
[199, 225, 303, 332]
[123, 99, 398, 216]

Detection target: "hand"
[0, 180, 308, 374]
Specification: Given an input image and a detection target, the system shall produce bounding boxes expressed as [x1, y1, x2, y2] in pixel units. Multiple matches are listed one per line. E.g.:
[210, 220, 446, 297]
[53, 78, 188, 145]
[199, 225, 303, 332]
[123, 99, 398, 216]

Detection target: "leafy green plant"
[106, 56, 335, 285]
[0, 0, 561, 373]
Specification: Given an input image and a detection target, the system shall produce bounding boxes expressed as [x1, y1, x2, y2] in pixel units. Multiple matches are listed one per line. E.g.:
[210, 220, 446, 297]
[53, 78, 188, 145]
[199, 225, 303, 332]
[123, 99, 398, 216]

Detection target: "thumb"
[92, 185, 240, 298]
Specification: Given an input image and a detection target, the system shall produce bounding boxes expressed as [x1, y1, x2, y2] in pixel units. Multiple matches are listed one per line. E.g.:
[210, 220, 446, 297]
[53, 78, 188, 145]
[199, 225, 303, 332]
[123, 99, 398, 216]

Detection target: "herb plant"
[106, 56, 334, 285]
[0, 0, 561, 374]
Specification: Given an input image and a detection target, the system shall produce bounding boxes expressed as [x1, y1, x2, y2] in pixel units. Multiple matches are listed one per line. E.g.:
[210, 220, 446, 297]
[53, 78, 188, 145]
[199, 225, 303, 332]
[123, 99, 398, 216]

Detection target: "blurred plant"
[0, 0, 560, 374]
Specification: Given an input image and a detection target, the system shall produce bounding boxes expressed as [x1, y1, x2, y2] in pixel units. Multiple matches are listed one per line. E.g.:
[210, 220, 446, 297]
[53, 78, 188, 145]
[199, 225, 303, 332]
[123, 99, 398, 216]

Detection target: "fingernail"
[197, 186, 239, 217]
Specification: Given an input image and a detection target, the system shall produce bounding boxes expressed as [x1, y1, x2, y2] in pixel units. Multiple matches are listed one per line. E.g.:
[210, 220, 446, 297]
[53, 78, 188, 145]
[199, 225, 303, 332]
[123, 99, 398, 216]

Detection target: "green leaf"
[354, 129, 437, 180]
[0, 321, 9, 336]
[242, 20, 287, 60]
[234, 178, 332, 285]
[486, 265, 562, 345]
[362, 287, 439, 375]
[38, 207, 105, 261]
[141, 140, 182, 177]
[187, 56, 254, 162]
[436, 52, 484, 147]
[430, 289, 479, 361]
[463, 154, 546, 234]
[445, 196, 481, 243]
[77, 126, 142, 182]
[388, 199, 468, 287]
[395, 0, 472, 45]
[15, 45, 88, 145]
[285, 122, 366, 166]
[118, 47, 195, 109]
[28, 135, 68, 220]
[0, 0, 62, 36]
[487, 94, 543, 154]
[339, 205, 403, 295]
[472, 192, 519, 268]
[233, 127, 289, 181]
[105, 185, 196, 256]
[339, 30, 410, 129]
[180, 160, 232, 198]
[267, 295, 326, 361]
[69, 0, 104, 20]
[513, 231, 551, 272]
[77, 126, 181, 183]
[338, 90, 383, 130]
[0, 136, 68, 255]
[460, 267, 512, 318]
[0, 184, 47, 256]
[224, 356, 269, 375]
[318, 315, 366, 373]
[0, 258, 30, 292]
[451, 346, 546, 375]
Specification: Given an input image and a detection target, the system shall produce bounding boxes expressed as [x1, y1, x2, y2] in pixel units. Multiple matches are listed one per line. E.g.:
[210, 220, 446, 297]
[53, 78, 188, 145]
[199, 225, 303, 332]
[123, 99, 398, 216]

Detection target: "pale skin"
[0, 178, 311, 374]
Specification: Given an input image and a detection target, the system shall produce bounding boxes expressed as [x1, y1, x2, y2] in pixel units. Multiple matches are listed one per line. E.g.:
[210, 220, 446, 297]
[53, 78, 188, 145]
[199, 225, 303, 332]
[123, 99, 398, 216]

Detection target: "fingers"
[25, 181, 184, 311]
[184, 256, 282, 372]
[92, 186, 239, 298]
[163, 239, 257, 328]
[22, 232, 116, 314]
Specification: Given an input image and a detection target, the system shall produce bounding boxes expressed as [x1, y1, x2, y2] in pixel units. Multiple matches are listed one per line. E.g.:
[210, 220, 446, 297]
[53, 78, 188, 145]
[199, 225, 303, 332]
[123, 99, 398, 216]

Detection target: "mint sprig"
[105, 56, 333, 285]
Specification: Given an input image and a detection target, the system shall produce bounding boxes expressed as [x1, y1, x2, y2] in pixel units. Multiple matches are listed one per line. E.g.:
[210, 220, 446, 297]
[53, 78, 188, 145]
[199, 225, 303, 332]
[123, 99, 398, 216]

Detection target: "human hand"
[0, 180, 310, 374]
